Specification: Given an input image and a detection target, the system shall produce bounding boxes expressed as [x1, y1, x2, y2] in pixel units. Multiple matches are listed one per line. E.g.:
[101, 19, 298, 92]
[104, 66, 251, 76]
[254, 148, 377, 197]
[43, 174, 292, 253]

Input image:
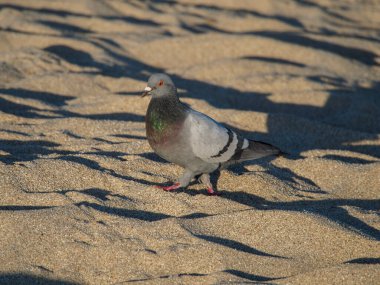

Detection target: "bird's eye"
[158, 80, 164, 86]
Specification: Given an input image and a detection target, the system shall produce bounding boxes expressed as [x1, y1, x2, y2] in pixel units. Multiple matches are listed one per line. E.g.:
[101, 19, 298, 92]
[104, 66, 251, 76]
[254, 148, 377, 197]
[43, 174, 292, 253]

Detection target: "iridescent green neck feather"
[149, 110, 166, 133]
[146, 95, 188, 146]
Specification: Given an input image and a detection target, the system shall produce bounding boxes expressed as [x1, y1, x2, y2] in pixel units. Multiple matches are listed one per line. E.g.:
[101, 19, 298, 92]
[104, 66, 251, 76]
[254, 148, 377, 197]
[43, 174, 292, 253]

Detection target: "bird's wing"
[185, 110, 249, 164]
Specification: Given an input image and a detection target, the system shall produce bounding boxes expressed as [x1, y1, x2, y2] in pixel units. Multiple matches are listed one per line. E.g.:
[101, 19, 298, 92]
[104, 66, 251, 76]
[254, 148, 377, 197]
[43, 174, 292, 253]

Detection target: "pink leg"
[155, 183, 181, 191]
[207, 187, 221, 196]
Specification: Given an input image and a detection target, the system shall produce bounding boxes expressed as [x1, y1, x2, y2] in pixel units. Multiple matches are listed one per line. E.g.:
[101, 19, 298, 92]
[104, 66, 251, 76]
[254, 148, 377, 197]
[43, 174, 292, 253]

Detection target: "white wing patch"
[186, 111, 238, 164]
[242, 138, 249, 149]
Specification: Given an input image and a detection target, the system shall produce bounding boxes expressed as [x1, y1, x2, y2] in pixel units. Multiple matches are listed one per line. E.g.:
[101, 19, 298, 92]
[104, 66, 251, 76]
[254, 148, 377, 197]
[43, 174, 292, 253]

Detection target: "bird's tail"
[245, 140, 283, 159]
[227, 139, 282, 165]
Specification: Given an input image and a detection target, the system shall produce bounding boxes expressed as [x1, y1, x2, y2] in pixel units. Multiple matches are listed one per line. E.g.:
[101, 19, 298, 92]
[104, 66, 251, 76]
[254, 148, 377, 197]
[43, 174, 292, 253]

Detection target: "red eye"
[158, 80, 164, 86]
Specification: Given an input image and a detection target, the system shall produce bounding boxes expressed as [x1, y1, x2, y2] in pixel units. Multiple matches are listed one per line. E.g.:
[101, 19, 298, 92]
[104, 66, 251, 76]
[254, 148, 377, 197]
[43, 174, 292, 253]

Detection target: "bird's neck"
[146, 95, 188, 144]
[147, 95, 187, 125]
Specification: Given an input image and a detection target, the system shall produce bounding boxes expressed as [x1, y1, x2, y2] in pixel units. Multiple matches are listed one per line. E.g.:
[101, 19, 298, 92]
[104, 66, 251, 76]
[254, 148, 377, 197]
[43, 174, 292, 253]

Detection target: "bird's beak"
[141, 86, 152, 97]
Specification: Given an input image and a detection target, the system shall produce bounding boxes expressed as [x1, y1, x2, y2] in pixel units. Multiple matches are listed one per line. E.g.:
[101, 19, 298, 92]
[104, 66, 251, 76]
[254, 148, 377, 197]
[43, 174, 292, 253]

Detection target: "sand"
[0, 0, 379, 284]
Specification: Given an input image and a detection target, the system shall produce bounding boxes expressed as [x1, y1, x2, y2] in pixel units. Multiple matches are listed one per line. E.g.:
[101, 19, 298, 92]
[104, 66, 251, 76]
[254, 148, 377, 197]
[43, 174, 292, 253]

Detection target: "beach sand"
[0, 0, 379, 284]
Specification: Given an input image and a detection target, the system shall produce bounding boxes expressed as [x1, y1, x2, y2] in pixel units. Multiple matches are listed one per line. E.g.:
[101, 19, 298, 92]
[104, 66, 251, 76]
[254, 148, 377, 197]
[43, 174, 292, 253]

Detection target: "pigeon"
[142, 73, 282, 195]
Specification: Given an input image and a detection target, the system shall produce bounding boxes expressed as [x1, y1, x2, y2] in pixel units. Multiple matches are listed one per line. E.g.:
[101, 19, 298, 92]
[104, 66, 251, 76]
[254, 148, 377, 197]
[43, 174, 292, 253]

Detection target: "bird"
[142, 73, 282, 195]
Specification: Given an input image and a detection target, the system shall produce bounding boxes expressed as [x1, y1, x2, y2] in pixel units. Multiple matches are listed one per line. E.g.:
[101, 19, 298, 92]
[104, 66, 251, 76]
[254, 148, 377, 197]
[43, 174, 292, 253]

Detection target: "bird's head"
[142, 73, 176, 98]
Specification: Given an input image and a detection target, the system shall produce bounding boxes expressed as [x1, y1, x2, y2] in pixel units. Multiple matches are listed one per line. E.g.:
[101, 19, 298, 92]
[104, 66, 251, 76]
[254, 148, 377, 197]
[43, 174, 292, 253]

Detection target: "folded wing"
[185, 110, 281, 165]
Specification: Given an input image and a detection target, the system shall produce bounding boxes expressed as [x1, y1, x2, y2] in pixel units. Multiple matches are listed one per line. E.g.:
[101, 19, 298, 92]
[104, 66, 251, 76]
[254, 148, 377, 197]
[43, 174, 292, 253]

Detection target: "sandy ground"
[0, 0, 379, 284]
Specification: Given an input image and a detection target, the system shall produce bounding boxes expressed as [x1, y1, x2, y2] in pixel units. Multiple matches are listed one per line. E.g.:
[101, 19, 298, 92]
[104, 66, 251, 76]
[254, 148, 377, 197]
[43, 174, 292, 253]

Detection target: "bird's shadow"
[180, 188, 380, 241]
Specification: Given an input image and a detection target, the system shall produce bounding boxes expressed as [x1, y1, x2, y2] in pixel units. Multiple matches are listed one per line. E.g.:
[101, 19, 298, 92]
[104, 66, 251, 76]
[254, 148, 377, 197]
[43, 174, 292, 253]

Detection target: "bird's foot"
[207, 187, 221, 196]
[155, 183, 181, 191]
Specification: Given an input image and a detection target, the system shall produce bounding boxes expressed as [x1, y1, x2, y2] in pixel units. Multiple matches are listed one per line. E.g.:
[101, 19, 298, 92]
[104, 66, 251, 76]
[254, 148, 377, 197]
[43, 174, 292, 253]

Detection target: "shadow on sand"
[1, 0, 379, 250]
[217, 190, 380, 241]
[0, 273, 80, 285]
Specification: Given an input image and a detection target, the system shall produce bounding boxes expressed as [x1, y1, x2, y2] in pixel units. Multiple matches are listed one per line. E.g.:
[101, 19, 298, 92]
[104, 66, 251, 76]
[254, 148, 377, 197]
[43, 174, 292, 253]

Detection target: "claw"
[207, 187, 221, 196]
[155, 183, 181, 191]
